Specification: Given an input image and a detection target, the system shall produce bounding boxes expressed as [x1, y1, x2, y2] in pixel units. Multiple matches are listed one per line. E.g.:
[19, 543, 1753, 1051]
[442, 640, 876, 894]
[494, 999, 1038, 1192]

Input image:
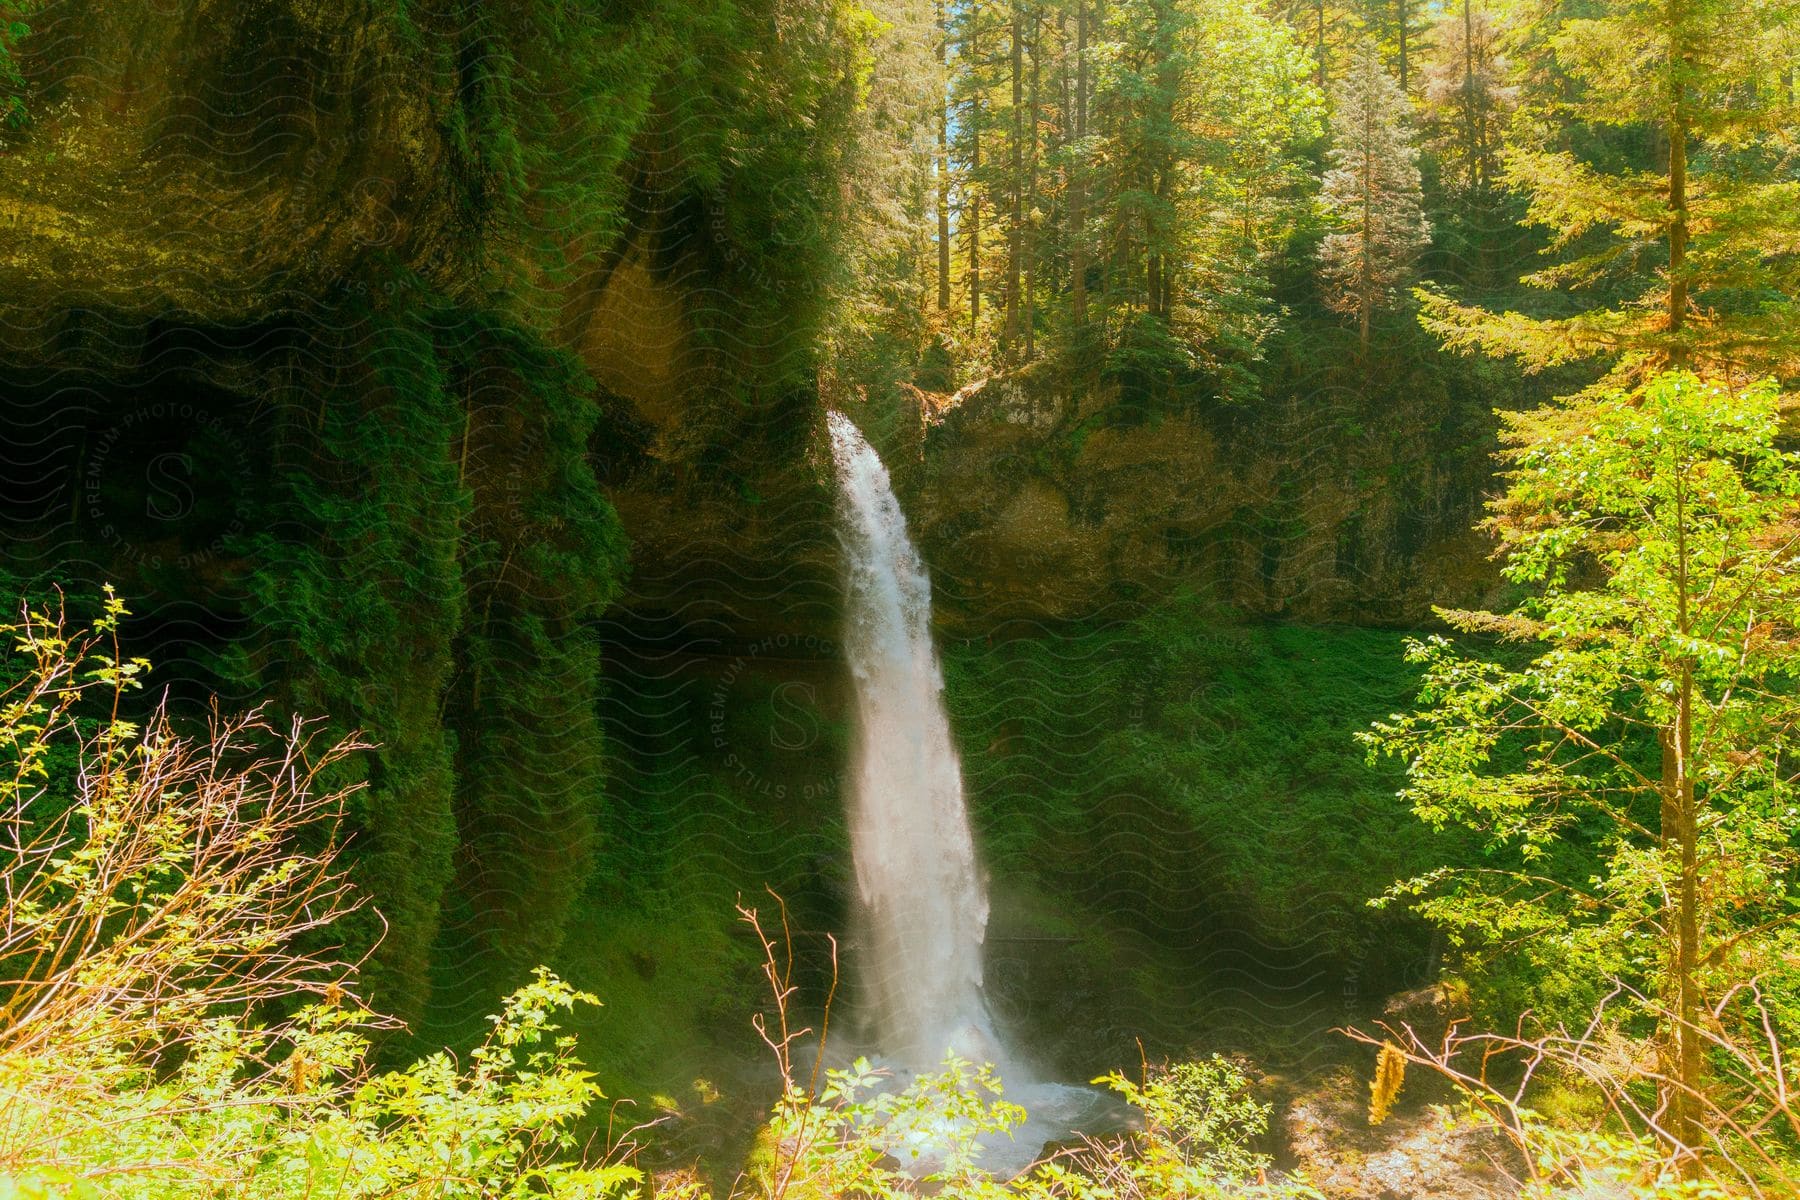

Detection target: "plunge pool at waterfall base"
[799, 1025, 1138, 1180]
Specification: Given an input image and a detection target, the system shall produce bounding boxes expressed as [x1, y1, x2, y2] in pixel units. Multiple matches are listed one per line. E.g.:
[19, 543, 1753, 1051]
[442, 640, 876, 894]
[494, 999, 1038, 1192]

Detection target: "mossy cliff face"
[0, 2, 458, 326]
[0, 0, 865, 327]
[583, 234, 841, 644]
[0, 0, 866, 1027]
[560, 213, 842, 645]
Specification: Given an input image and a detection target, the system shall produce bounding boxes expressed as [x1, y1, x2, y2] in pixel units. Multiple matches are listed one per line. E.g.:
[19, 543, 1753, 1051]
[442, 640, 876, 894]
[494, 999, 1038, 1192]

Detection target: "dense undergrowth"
[8, 592, 1795, 1199]
[0, 596, 637, 1199]
[0, 594, 1322, 1200]
[945, 606, 1453, 985]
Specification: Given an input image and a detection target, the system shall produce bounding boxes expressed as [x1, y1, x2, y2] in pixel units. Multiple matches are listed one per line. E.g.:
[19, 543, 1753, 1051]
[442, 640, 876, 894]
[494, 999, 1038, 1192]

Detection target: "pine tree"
[1417, 0, 1800, 386]
[1317, 39, 1429, 352]
[1398, 0, 1800, 1160]
[852, 0, 1318, 385]
[1388, 0, 1426, 95]
[952, 0, 999, 336]
[1283, 0, 1360, 92]
[1361, 0, 1431, 96]
[1418, 1, 1515, 205]
[818, 0, 940, 391]
[1414, 0, 1517, 288]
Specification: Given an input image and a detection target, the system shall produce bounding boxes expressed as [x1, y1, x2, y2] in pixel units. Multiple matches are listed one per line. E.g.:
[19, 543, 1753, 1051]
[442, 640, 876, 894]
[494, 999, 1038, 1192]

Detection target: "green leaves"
[760, 1053, 1026, 1195]
[1097, 1055, 1273, 1181]
[1417, 0, 1800, 382]
[0, 1, 39, 130]
[1317, 37, 1429, 346]
[0, 603, 629, 1199]
[1367, 370, 1800, 1025]
[325, 970, 624, 1200]
[758, 1051, 1311, 1199]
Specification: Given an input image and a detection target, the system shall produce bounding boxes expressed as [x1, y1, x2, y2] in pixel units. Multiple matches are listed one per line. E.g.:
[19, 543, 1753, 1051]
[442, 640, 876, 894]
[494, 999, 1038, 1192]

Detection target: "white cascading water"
[827, 409, 998, 1069]
[827, 411, 1104, 1177]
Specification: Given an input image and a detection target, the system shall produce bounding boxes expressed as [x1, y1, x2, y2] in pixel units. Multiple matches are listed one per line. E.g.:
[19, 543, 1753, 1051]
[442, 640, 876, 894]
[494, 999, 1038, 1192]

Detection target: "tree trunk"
[1396, 0, 1408, 94]
[937, 0, 952, 312]
[1462, 0, 1477, 198]
[1152, 167, 1174, 320]
[1316, 0, 1327, 90]
[970, 15, 982, 332]
[1005, 3, 1023, 353]
[1674, 666, 1703, 1166]
[1024, 8, 1040, 361]
[1359, 83, 1373, 355]
[1659, 663, 1704, 1169]
[1071, 0, 1088, 326]
[1657, 465, 1702, 1173]
[1666, 0, 1690, 364]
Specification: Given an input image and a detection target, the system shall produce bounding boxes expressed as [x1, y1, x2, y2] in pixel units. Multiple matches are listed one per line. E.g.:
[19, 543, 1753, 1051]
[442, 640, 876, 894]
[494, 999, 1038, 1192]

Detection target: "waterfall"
[826, 410, 998, 1069]
[826, 411, 1111, 1178]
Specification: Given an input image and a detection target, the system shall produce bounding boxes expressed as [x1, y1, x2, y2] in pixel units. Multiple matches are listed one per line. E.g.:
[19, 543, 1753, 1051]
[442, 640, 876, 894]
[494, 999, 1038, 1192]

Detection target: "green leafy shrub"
[0, 595, 635, 1199]
[1103, 1056, 1274, 1180]
[744, 1052, 1311, 1200]
[757, 1056, 1027, 1198]
[0, 1, 38, 128]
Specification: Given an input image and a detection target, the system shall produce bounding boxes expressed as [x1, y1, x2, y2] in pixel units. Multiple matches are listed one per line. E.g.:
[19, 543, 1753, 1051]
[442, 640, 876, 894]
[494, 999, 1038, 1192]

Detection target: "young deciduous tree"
[1318, 39, 1429, 352]
[1365, 371, 1800, 1170]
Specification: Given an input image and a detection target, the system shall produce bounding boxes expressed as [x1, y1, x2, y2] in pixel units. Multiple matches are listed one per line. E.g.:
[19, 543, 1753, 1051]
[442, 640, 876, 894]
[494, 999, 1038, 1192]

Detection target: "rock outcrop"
[1281, 1065, 1521, 1200]
[903, 368, 1508, 632]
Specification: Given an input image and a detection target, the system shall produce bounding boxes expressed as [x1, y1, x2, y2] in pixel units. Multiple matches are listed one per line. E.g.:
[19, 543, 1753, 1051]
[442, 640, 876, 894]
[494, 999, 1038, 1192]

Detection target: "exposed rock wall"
[902, 366, 1509, 631]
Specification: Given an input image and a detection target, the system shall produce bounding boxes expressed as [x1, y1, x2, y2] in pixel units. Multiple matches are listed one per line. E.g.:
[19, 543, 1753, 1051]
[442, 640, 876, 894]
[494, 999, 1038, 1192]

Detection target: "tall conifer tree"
[1318, 39, 1429, 351]
[1418, 0, 1800, 385]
